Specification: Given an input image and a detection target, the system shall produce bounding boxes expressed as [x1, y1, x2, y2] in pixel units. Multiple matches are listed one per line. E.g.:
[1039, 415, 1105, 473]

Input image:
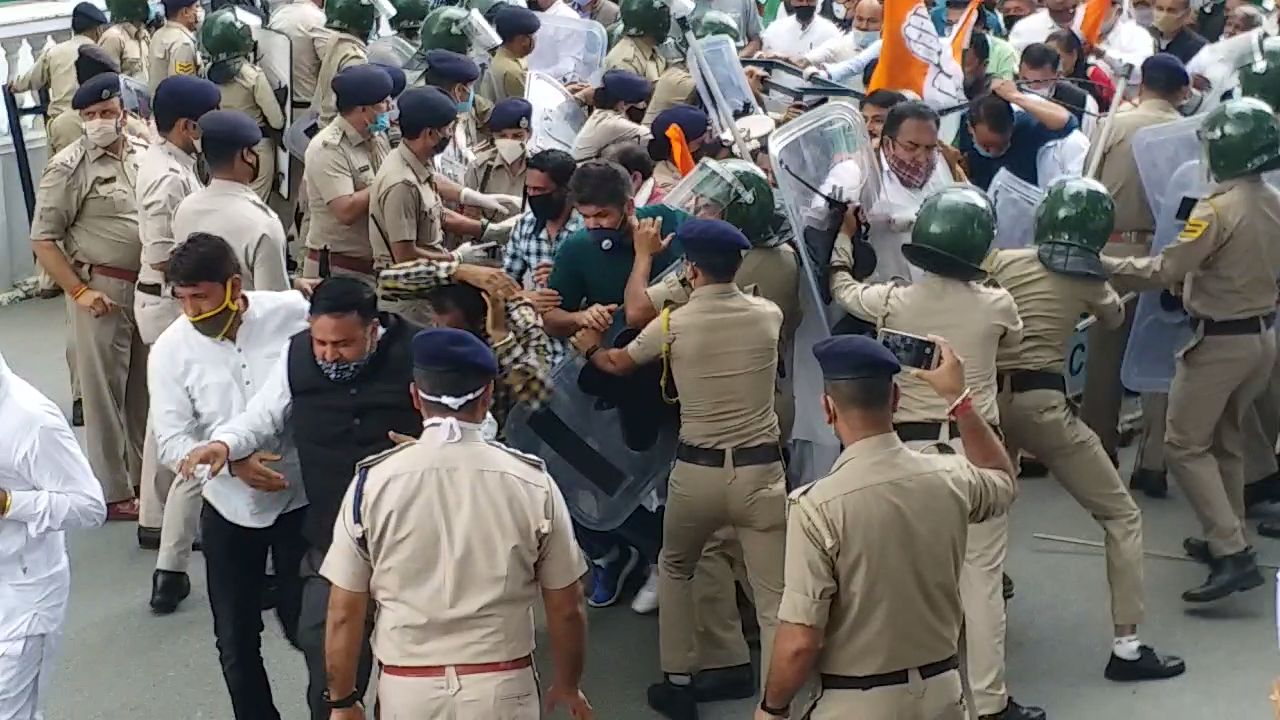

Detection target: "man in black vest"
[1019, 42, 1094, 128]
[180, 277, 422, 720]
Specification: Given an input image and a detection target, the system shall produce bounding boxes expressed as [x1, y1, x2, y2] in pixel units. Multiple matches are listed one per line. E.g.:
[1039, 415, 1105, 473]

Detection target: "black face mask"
[587, 223, 627, 250]
[528, 190, 567, 221]
[625, 105, 646, 123]
[434, 133, 452, 155]
[793, 5, 816, 21]
[527, 0, 542, 9]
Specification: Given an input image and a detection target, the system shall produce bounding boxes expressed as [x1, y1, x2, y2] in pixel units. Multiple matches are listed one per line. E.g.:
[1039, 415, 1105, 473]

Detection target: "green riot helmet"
[620, 0, 670, 42]
[1198, 97, 1280, 182]
[693, 10, 739, 42]
[420, 6, 473, 54]
[663, 158, 777, 246]
[391, 0, 432, 36]
[326, 0, 378, 40]
[1033, 177, 1114, 279]
[902, 185, 995, 281]
[469, 0, 513, 24]
[200, 8, 255, 67]
[107, 0, 151, 24]
[608, 19, 626, 49]
[1239, 37, 1280, 112]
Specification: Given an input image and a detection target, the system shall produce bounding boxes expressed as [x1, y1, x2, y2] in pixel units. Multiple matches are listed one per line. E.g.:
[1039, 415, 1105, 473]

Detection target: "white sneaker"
[631, 566, 659, 614]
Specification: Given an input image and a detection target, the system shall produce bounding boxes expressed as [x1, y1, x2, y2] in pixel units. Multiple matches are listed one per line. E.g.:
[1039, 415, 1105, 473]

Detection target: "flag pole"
[1084, 62, 1132, 178]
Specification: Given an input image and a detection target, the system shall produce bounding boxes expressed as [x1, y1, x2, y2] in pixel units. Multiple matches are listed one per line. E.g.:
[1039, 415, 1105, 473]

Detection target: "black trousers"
[201, 504, 307, 720]
[297, 547, 375, 720]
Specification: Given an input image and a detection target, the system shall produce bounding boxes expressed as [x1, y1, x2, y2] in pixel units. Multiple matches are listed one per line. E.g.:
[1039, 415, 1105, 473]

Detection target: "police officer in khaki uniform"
[573, 218, 787, 720]
[30, 73, 151, 521]
[1081, 53, 1188, 497]
[9, 2, 109, 122]
[755, 334, 1017, 720]
[464, 98, 532, 221]
[147, 0, 201, 94]
[202, 8, 286, 203]
[132, 75, 219, 558]
[303, 64, 393, 284]
[829, 187, 1044, 720]
[605, 0, 671, 82]
[311, 0, 376, 128]
[645, 105, 709, 203]
[269, 0, 328, 109]
[422, 49, 494, 160]
[573, 69, 653, 162]
[99, 0, 151, 84]
[1104, 98, 1280, 603]
[47, 46, 154, 157]
[987, 177, 1185, 681]
[321, 327, 591, 720]
[478, 6, 539, 105]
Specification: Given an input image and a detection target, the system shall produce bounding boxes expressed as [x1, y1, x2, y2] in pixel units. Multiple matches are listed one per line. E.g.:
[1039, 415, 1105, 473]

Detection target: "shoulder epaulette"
[485, 439, 548, 471]
[354, 441, 415, 471]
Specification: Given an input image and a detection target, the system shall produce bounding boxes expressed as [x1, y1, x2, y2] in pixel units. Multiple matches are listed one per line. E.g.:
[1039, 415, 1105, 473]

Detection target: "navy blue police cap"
[333, 64, 394, 109]
[398, 86, 459, 137]
[677, 217, 750, 256]
[652, 104, 708, 142]
[489, 97, 532, 131]
[372, 62, 408, 98]
[1141, 53, 1189, 89]
[162, 0, 198, 13]
[71, 2, 109, 32]
[72, 72, 122, 110]
[75, 44, 120, 83]
[812, 335, 902, 380]
[494, 5, 540, 41]
[413, 328, 499, 377]
[198, 109, 263, 150]
[154, 75, 221, 125]
[425, 50, 481, 84]
[600, 69, 652, 105]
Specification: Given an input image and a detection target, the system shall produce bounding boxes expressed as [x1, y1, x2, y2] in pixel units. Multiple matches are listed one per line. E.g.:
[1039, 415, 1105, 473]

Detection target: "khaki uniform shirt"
[46, 111, 152, 157]
[368, 143, 444, 269]
[30, 135, 148, 272]
[304, 116, 390, 259]
[311, 33, 367, 127]
[147, 21, 199, 94]
[268, 0, 330, 105]
[643, 65, 696, 125]
[626, 283, 783, 448]
[172, 179, 291, 291]
[591, 0, 621, 27]
[1104, 176, 1280, 321]
[780, 433, 1016, 675]
[572, 109, 651, 162]
[1086, 98, 1180, 235]
[477, 47, 528, 106]
[463, 146, 527, 221]
[321, 426, 587, 666]
[135, 140, 202, 285]
[830, 245, 1023, 423]
[986, 248, 1123, 373]
[604, 36, 666, 83]
[217, 63, 286, 131]
[99, 23, 150, 84]
[10, 34, 94, 120]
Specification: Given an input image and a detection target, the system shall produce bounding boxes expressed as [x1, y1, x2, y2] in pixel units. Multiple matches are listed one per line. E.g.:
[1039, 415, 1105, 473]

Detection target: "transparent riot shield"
[1186, 28, 1267, 114]
[254, 26, 293, 199]
[503, 318, 679, 531]
[284, 108, 319, 160]
[1131, 115, 1203, 218]
[527, 13, 608, 85]
[988, 167, 1043, 250]
[1120, 159, 1207, 393]
[526, 71, 586, 154]
[688, 34, 761, 135]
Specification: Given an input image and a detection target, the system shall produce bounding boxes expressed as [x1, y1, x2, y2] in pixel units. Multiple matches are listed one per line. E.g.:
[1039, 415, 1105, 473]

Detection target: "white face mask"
[83, 117, 121, 148]
[495, 137, 526, 165]
[851, 28, 877, 48]
[833, 2, 847, 19]
[1132, 6, 1155, 25]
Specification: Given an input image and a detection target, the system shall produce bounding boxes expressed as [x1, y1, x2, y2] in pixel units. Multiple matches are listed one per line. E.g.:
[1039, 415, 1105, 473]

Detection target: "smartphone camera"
[878, 329, 939, 370]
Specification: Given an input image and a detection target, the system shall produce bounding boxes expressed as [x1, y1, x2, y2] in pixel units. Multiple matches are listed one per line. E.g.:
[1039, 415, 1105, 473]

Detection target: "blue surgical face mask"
[369, 111, 391, 135]
[973, 141, 1008, 159]
[457, 86, 475, 113]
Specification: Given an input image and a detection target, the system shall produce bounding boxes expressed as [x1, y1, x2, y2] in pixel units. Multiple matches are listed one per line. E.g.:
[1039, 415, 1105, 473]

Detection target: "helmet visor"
[662, 158, 755, 221]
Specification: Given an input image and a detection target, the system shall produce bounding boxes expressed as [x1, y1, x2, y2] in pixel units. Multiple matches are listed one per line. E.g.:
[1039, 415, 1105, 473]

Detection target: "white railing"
[0, 0, 86, 139]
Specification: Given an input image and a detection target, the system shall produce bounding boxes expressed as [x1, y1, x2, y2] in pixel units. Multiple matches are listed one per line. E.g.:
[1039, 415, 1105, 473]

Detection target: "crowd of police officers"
[5, 0, 1280, 717]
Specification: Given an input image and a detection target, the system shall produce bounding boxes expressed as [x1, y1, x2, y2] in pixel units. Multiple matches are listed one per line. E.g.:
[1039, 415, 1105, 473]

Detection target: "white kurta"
[865, 149, 957, 283]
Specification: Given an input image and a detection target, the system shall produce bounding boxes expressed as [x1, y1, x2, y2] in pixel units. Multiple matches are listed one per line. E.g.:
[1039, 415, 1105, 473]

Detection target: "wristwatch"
[759, 697, 791, 718]
[322, 688, 361, 709]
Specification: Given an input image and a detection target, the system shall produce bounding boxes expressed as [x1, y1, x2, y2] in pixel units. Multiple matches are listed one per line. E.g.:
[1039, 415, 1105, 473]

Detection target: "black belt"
[676, 442, 782, 468]
[894, 421, 959, 442]
[1191, 314, 1275, 336]
[135, 282, 162, 297]
[998, 369, 1065, 394]
[821, 655, 959, 691]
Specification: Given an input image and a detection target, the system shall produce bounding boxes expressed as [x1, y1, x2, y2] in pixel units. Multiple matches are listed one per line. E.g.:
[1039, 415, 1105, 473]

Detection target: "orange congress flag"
[868, 0, 977, 107]
[1079, 0, 1112, 46]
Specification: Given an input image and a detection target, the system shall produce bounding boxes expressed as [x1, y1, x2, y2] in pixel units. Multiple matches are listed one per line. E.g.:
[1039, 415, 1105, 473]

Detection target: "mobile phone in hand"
[877, 328, 939, 370]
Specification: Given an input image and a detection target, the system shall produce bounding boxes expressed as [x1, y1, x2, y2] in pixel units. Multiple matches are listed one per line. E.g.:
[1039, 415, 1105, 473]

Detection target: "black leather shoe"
[1104, 645, 1186, 681]
[1258, 521, 1280, 538]
[1183, 537, 1212, 565]
[693, 664, 754, 702]
[1129, 468, 1167, 498]
[71, 399, 83, 427]
[149, 569, 191, 615]
[646, 680, 698, 720]
[137, 526, 161, 550]
[1182, 550, 1265, 603]
[1003, 572, 1015, 601]
[1019, 458, 1047, 478]
[1246, 472, 1280, 508]
[980, 698, 1046, 720]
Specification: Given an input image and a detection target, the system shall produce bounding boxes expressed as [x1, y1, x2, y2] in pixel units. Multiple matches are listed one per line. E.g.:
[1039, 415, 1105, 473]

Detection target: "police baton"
[1074, 292, 1137, 333]
[1083, 62, 1133, 179]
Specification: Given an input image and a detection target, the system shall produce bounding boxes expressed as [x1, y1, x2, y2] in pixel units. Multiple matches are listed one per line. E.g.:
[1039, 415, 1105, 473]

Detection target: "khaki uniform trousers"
[998, 383, 1145, 627]
[1081, 294, 1166, 470]
[134, 290, 183, 530]
[903, 434, 1006, 716]
[658, 455, 786, 684]
[379, 296, 437, 330]
[693, 528, 753, 670]
[376, 665, 539, 719]
[64, 296, 80, 402]
[68, 273, 148, 504]
[1242, 341, 1280, 483]
[1167, 329, 1277, 557]
[805, 668, 965, 720]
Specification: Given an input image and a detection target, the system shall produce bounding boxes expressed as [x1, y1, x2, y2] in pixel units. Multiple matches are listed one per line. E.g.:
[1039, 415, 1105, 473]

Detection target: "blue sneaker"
[587, 545, 640, 608]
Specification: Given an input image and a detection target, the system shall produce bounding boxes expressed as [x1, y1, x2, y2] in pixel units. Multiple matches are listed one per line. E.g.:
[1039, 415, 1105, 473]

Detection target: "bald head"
[852, 0, 883, 29]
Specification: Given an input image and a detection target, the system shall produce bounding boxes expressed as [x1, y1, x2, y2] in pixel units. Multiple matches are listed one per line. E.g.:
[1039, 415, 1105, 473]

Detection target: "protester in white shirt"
[148, 233, 309, 720]
[803, 0, 882, 68]
[536, 0, 583, 18]
[0, 351, 106, 720]
[761, 0, 841, 57]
